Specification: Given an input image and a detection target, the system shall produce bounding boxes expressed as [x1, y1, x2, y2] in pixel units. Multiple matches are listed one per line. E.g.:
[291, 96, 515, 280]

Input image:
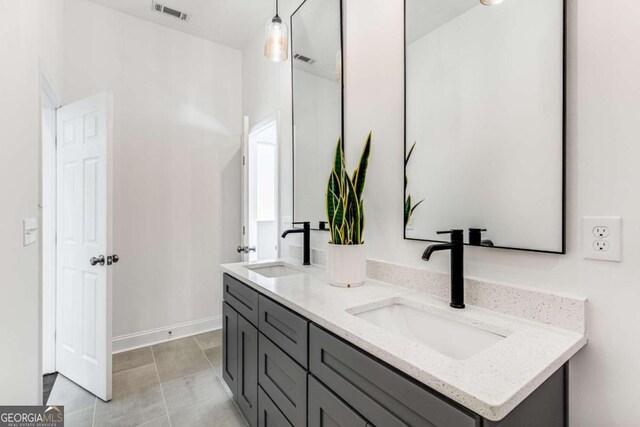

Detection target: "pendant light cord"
[276, 0, 279, 17]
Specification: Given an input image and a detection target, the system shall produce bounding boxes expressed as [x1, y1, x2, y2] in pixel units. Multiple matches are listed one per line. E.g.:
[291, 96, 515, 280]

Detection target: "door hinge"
[242, 226, 245, 235]
[242, 156, 245, 166]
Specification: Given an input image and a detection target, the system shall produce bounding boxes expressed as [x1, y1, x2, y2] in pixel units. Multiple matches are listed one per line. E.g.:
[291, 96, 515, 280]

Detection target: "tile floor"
[47, 330, 247, 427]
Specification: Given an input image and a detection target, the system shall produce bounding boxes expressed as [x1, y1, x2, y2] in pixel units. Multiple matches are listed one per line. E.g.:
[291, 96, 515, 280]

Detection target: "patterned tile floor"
[47, 330, 246, 427]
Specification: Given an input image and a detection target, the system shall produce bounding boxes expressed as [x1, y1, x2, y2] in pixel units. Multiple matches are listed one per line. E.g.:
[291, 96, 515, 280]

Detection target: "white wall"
[0, 0, 65, 404]
[62, 0, 243, 338]
[343, 0, 640, 424]
[405, 0, 564, 251]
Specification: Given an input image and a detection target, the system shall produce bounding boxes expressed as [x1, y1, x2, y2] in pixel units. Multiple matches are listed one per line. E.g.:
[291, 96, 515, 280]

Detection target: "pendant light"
[264, 0, 288, 62]
[480, 0, 504, 5]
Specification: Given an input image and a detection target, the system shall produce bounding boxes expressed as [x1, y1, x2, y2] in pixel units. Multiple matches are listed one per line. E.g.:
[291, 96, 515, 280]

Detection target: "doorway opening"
[244, 116, 280, 261]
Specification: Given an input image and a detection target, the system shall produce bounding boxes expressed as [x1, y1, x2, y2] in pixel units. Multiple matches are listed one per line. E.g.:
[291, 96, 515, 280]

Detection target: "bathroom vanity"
[220, 261, 586, 427]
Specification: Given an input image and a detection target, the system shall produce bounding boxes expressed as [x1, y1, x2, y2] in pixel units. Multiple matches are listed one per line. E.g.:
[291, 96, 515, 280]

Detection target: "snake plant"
[405, 141, 424, 227]
[326, 132, 372, 245]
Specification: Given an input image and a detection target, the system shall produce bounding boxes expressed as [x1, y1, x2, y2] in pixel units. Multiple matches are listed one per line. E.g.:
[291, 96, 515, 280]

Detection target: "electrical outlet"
[583, 217, 622, 262]
[593, 226, 609, 238]
[593, 240, 610, 252]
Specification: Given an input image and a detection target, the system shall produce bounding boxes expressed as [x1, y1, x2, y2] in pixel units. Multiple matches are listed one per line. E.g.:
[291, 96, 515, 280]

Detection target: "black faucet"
[281, 221, 311, 265]
[469, 228, 494, 247]
[422, 229, 465, 309]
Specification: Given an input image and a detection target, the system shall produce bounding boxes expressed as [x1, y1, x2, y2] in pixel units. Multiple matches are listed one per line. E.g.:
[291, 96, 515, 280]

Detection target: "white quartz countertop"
[221, 259, 587, 421]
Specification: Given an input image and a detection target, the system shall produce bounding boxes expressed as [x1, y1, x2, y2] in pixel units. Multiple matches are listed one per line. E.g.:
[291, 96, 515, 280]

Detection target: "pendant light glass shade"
[480, 0, 504, 5]
[264, 9, 288, 62]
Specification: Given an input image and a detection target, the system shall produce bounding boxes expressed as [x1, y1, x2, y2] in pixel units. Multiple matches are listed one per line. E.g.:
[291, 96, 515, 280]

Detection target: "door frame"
[245, 114, 281, 261]
[40, 70, 61, 379]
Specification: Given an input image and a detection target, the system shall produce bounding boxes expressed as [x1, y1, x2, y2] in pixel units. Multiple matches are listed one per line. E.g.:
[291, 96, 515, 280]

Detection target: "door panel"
[308, 375, 368, 427]
[223, 302, 239, 397]
[56, 92, 112, 401]
[238, 316, 259, 427]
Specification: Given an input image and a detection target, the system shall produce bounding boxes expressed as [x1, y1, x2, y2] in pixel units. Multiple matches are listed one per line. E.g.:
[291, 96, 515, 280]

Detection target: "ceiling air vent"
[152, 2, 189, 21]
[294, 54, 316, 65]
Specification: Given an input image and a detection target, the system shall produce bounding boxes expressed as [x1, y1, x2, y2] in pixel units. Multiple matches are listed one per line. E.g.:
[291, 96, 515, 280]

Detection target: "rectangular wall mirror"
[291, 0, 343, 228]
[404, 0, 565, 253]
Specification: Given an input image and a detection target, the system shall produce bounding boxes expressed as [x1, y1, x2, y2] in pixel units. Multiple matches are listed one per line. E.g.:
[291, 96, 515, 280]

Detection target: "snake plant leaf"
[410, 199, 425, 217]
[333, 138, 345, 181]
[405, 141, 416, 166]
[332, 198, 345, 243]
[346, 175, 361, 244]
[352, 132, 371, 201]
[327, 170, 340, 213]
[405, 195, 412, 225]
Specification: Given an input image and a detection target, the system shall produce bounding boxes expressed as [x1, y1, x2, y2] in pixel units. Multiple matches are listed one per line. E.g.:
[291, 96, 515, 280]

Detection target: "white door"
[56, 92, 113, 401]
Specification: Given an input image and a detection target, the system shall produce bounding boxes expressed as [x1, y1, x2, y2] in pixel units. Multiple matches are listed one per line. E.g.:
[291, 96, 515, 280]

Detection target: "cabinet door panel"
[258, 333, 307, 426]
[259, 295, 309, 368]
[222, 302, 239, 397]
[224, 273, 259, 326]
[238, 316, 259, 427]
[309, 325, 479, 427]
[258, 386, 293, 427]
[308, 375, 367, 427]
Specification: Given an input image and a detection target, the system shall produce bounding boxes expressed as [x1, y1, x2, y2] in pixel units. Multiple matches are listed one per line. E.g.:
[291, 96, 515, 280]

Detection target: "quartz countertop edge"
[221, 260, 587, 421]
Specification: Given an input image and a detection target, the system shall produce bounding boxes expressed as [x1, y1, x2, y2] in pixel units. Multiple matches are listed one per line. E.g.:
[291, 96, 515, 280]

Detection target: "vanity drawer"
[258, 386, 293, 427]
[258, 333, 307, 427]
[308, 375, 368, 427]
[309, 325, 480, 427]
[259, 295, 309, 368]
[224, 273, 259, 326]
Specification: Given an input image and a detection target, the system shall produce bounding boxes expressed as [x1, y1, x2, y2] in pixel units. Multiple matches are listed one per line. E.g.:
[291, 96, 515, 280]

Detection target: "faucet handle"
[437, 229, 464, 242]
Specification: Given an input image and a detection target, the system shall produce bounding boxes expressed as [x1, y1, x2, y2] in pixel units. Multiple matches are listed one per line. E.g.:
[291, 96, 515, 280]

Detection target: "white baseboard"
[112, 315, 222, 354]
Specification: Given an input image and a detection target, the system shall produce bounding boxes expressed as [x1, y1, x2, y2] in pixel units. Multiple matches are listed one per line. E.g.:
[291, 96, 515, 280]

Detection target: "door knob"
[90, 255, 105, 266]
[107, 254, 120, 265]
[236, 245, 256, 254]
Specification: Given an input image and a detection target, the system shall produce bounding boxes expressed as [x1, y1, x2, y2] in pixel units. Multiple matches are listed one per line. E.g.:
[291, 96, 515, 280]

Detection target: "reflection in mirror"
[292, 0, 343, 228]
[405, 0, 565, 253]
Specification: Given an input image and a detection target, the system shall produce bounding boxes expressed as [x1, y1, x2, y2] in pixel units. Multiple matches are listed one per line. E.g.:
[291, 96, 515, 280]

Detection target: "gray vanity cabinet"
[222, 274, 567, 427]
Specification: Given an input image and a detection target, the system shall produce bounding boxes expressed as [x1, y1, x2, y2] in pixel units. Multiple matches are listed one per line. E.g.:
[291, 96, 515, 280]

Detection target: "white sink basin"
[354, 303, 505, 359]
[245, 262, 303, 278]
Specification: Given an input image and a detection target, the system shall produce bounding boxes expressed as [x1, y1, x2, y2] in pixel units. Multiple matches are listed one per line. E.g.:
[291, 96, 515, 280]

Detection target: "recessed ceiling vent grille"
[152, 2, 189, 21]
[294, 54, 316, 64]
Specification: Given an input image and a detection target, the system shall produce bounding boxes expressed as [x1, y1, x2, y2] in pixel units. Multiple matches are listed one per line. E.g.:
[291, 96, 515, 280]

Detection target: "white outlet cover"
[582, 217, 622, 262]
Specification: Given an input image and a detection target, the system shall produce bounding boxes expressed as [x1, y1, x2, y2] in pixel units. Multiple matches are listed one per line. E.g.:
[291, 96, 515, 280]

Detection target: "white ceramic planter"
[327, 243, 367, 287]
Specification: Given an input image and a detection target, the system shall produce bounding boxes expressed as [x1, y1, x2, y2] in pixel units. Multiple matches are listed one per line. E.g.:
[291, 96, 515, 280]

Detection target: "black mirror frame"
[290, 0, 345, 231]
[402, 0, 567, 255]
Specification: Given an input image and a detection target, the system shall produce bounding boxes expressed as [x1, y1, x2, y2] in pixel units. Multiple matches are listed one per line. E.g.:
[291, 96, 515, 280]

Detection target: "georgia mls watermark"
[0, 406, 64, 427]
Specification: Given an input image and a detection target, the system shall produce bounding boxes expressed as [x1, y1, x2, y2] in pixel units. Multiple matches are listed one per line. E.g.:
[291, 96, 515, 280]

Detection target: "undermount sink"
[245, 262, 303, 278]
[354, 303, 506, 359]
